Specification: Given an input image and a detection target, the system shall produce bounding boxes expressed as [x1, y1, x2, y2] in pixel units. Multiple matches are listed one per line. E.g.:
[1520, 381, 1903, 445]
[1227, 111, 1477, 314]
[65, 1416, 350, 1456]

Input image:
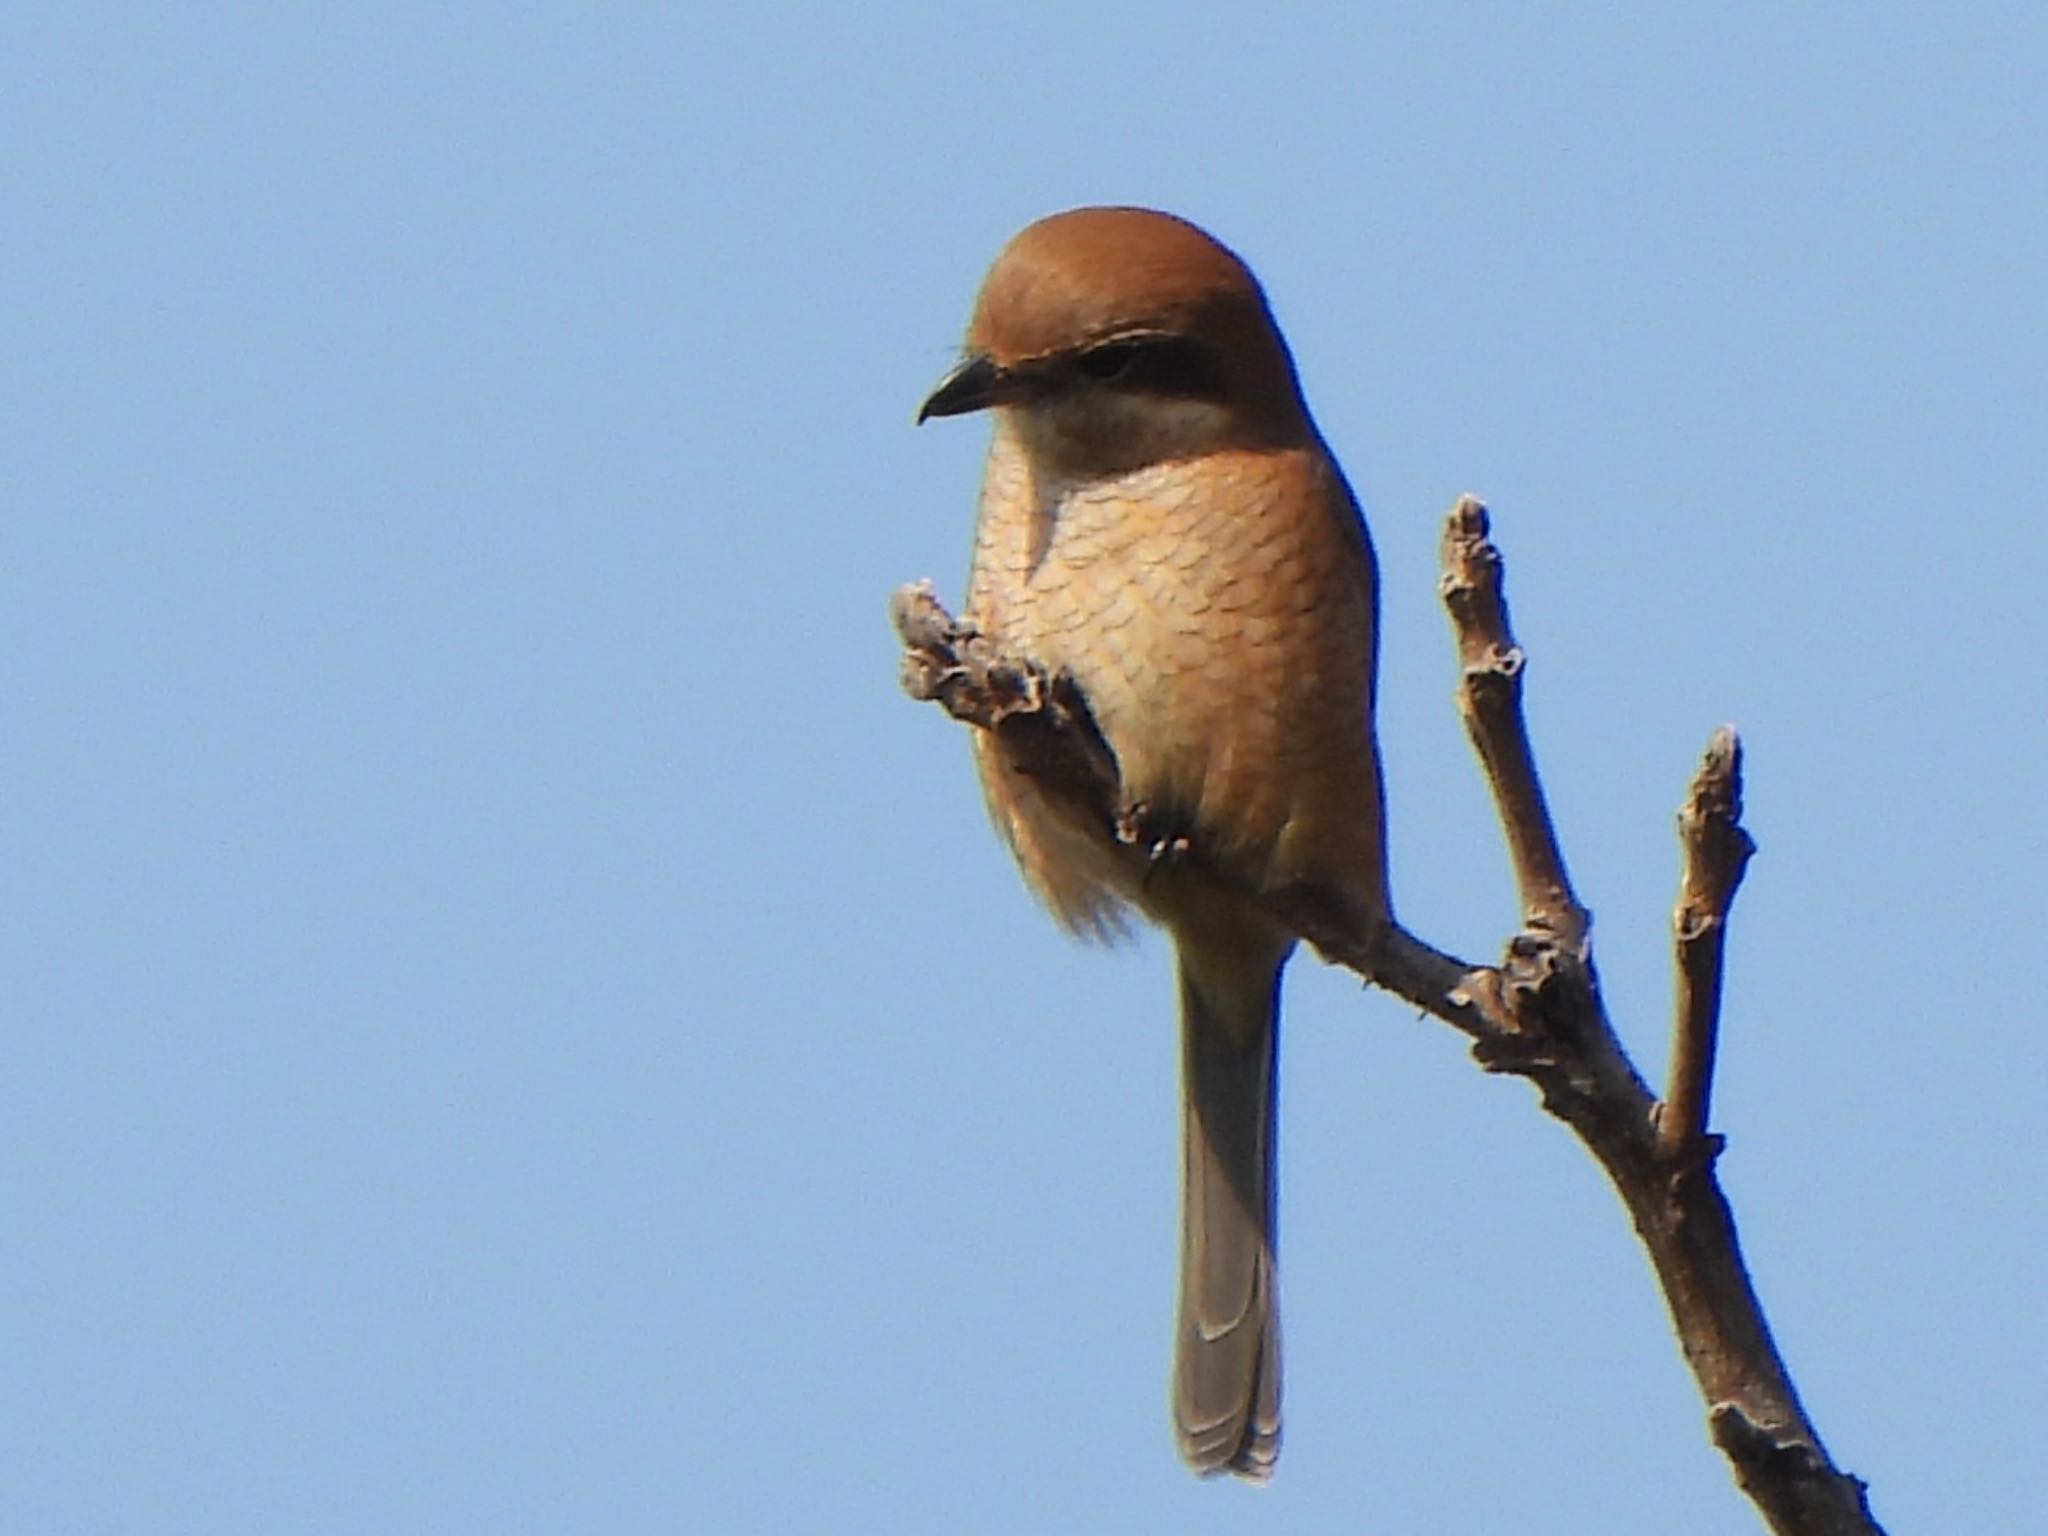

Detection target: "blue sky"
[4, 6, 2043, 1532]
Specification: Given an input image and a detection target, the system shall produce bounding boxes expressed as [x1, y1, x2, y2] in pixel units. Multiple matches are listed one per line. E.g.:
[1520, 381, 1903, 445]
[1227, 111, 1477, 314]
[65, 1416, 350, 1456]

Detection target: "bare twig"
[891, 580, 1125, 835]
[889, 500, 1885, 1535]
[1661, 728, 1757, 1156]
[1440, 497, 1588, 943]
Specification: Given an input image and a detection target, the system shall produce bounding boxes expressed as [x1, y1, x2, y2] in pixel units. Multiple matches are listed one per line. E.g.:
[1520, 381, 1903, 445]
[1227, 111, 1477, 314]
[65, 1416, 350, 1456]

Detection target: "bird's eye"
[1077, 341, 1144, 382]
[1064, 335, 1229, 403]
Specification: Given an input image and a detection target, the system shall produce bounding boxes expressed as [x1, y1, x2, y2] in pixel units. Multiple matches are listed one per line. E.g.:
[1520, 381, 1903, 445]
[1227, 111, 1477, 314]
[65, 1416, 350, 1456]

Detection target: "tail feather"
[1173, 941, 1285, 1480]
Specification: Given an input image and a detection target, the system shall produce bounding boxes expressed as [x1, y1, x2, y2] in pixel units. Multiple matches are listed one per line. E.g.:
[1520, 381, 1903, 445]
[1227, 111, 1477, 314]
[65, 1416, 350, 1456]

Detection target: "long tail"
[1172, 936, 1287, 1480]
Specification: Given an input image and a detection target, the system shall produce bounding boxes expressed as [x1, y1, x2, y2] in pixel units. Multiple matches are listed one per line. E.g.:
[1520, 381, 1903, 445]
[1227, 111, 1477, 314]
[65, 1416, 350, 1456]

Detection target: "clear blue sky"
[5, 7, 2042, 1533]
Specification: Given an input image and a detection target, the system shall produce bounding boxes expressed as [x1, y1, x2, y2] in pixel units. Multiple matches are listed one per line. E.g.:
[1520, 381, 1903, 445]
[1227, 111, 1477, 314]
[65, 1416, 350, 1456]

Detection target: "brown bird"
[918, 206, 1389, 1480]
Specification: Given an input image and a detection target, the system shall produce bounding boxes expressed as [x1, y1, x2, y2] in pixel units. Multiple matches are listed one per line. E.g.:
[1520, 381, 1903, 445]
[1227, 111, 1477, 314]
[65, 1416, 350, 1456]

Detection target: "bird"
[917, 206, 1389, 1480]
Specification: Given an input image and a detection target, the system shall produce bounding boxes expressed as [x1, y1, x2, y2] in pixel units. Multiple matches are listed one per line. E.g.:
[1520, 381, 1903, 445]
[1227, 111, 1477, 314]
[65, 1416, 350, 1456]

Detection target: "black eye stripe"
[1077, 342, 1144, 380]
[1063, 335, 1230, 403]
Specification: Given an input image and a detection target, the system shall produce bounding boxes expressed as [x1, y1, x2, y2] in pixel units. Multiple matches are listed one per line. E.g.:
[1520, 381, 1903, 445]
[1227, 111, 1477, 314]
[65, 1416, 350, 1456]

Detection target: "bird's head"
[918, 207, 1311, 472]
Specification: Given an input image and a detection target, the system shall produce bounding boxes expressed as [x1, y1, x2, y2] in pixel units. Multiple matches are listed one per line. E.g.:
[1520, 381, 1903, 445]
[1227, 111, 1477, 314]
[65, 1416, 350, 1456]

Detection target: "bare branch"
[1440, 496, 1588, 943]
[890, 499, 1887, 1534]
[1660, 728, 1757, 1156]
[891, 581, 1123, 837]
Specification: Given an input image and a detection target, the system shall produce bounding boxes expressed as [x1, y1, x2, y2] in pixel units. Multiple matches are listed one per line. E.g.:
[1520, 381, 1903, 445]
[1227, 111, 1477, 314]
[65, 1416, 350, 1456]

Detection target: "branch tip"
[1660, 725, 1759, 1158]
[1437, 499, 1586, 942]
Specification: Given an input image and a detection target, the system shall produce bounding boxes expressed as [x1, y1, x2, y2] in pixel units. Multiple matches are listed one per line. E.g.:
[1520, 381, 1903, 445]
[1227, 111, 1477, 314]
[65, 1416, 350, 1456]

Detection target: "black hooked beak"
[916, 352, 1022, 424]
